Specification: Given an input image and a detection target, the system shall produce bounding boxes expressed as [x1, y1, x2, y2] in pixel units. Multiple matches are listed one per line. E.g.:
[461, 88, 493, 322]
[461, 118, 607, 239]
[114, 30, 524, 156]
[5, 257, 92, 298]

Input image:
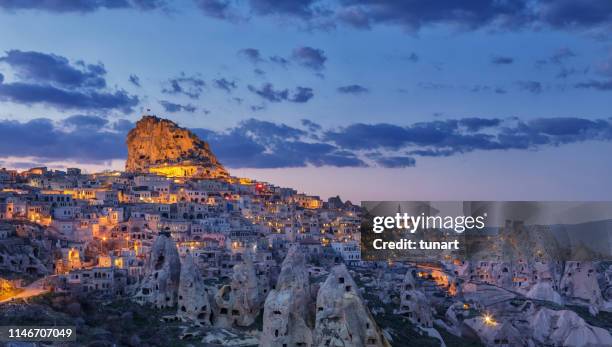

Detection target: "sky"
[0, 0, 612, 202]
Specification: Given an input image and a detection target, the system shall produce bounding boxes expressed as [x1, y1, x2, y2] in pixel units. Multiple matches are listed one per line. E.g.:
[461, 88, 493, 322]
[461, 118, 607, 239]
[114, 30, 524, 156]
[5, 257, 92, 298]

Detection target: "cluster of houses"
[0, 166, 363, 298]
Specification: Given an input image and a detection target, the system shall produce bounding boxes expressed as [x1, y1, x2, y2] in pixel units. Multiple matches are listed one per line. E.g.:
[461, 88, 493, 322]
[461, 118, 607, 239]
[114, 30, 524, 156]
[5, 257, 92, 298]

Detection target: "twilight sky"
[0, 1, 612, 202]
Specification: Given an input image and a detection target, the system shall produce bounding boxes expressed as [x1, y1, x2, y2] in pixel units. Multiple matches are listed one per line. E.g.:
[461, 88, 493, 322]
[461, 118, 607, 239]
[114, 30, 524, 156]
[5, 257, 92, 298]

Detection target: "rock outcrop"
[213, 257, 261, 327]
[559, 261, 603, 314]
[313, 264, 390, 347]
[260, 246, 313, 347]
[397, 270, 433, 327]
[177, 254, 211, 325]
[133, 234, 181, 308]
[125, 115, 228, 179]
[530, 307, 612, 347]
[526, 281, 562, 305]
[464, 317, 528, 347]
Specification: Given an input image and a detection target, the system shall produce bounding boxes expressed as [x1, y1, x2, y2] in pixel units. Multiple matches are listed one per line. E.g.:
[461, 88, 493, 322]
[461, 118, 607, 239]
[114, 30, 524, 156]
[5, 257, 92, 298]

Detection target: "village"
[0, 116, 611, 347]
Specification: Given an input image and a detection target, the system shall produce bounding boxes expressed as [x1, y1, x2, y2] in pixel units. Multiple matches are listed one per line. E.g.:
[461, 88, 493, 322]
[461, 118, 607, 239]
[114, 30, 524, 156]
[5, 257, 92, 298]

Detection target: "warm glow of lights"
[483, 314, 497, 326]
[114, 258, 123, 268]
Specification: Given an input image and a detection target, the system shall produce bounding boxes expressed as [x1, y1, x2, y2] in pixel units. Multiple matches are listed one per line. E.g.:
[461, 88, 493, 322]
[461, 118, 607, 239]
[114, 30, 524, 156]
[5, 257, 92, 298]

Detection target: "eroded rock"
[260, 246, 313, 347]
[177, 254, 211, 325]
[313, 264, 390, 347]
[133, 234, 180, 308]
[213, 256, 261, 327]
[125, 115, 228, 179]
[397, 270, 434, 328]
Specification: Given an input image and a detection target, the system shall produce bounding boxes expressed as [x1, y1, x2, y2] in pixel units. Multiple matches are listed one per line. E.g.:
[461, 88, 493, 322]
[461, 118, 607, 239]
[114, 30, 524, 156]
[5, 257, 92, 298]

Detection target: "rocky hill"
[125, 115, 228, 179]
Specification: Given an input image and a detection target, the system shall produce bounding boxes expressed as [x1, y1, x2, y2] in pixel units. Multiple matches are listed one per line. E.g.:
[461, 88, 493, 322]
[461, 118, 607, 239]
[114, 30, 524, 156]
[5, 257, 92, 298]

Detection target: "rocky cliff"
[125, 116, 228, 179]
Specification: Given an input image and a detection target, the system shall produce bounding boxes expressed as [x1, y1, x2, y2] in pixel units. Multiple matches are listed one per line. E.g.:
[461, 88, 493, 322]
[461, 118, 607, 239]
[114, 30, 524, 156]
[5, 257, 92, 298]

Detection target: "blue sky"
[0, 1, 611, 202]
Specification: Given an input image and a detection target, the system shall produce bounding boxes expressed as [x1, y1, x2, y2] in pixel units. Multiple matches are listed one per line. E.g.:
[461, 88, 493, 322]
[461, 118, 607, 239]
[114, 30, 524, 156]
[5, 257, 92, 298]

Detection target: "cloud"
[458, 117, 502, 131]
[301, 119, 322, 132]
[0, 50, 138, 112]
[403, 52, 419, 63]
[337, 0, 530, 31]
[129, 74, 141, 87]
[61, 114, 109, 131]
[213, 78, 237, 92]
[0, 0, 168, 13]
[0, 117, 127, 162]
[0, 82, 139, 112]
[4, 1, 612, 36]
[161, 73, 205, 99]
[418, 82, 507, 94]
[159, 100, 197, 113]
[549, 47, 576, 64]
[536, 47, 577, 67]
[247, 83, 314, 103]
[194, 0, 235, 19]
[324, 117, 612, 157]
[491, 56, 514, 65]
[0, 50, 106, 88]
[373, 155, 416, 168]
[291, 46, 327, 71]
[290, 87, 314, 103]
[337, 84, 369, 94]
[574, 79, 612, 91]
[248, 0, 320, 19]
[538, 1, 612, 30]
[269, 55, 290, 67]
[194, 118, 365, 168]
[516, 80, 543, 94]
[201, 116, 612, 168]
[238, 48, 263, 64]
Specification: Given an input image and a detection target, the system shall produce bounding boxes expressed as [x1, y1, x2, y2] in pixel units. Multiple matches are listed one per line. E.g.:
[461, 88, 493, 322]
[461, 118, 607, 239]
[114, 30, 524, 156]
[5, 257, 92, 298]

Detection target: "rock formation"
[464, 317, 528, 347]
[213, 256, 261, 327]
[313, 264, 390, 347]
[177, 254, 211, 325]
[530, 307, 612, 346]
[526, 281, 562, 305]
[397, 270, 433, 327]
[125, 115, 228, 179]
[260, 246, 313, 347]
[133, 234, 181, 308]
[559, 261, 603, 314]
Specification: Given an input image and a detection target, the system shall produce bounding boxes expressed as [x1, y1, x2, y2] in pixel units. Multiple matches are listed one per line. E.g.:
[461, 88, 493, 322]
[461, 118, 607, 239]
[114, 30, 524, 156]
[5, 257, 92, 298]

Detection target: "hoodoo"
[125, 115, 229, 179]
